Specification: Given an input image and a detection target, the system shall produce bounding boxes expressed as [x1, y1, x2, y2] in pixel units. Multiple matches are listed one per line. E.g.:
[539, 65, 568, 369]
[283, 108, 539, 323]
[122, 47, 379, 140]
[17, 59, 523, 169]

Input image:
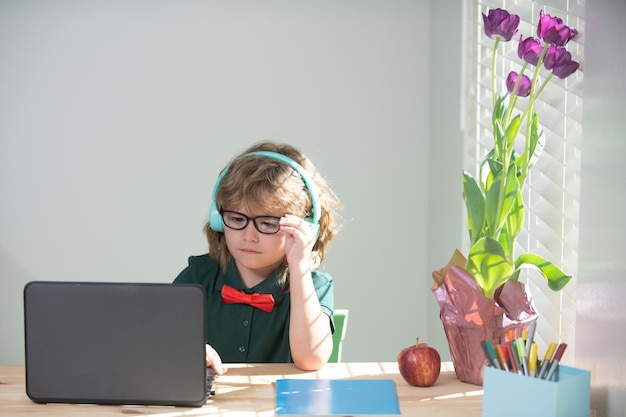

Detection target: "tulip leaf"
[526, 112, 545, 170]
[485, 151, 503, 182]
[493, 93, 508, 125]
[498, 190, 524, 259]
[515, 253, 572, 291]
[515, 110, 545, 180]
[505, 114, 522, 149]
[485, 165, 520, 237]
[494, 120, 507, 158]
[466, 237, 514, 298]
[463, 172, 486, 245]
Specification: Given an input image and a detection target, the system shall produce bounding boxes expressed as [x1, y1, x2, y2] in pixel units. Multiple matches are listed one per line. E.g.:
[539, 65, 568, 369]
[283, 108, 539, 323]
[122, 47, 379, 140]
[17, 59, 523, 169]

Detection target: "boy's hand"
[205, 344, 227, 375]
[280, 214, 316, 265]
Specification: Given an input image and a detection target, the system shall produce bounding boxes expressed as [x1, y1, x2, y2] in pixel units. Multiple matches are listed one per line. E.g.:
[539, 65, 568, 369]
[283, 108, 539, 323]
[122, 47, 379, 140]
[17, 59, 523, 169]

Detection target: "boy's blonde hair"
[204, 141, 341, 287]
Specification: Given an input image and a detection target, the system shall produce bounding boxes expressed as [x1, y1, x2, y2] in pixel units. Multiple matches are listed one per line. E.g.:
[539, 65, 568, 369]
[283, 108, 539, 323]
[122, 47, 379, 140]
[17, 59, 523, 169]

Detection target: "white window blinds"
[463, 0, 584, 358]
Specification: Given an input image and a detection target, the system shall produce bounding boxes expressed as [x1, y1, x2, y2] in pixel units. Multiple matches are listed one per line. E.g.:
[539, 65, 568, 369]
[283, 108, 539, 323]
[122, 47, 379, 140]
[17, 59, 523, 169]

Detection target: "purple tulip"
[517, 35, 544, 66]
[482, 8, 520, 41]
[537, 10, 578, 46]
[506, 72, 532, 97]
[544, 45, 580, 79]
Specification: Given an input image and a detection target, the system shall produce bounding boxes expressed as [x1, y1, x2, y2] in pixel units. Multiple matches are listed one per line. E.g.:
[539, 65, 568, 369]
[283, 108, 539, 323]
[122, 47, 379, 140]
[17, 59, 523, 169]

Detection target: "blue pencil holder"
[482, 364, 590, 417]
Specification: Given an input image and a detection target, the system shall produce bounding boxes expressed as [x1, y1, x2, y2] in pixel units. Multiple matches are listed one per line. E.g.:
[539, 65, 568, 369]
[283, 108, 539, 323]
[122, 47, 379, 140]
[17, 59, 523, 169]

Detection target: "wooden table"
[0, 362, 483, 416]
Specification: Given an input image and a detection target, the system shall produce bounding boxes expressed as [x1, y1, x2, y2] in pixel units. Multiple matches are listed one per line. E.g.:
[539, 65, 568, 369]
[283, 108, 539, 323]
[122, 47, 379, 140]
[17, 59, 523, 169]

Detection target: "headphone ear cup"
[209, 202, 224, 232]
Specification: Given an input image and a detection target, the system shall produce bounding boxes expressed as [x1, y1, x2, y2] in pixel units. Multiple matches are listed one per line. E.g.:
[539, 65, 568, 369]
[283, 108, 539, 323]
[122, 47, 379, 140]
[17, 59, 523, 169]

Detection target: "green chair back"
[329, 309, 349, 363]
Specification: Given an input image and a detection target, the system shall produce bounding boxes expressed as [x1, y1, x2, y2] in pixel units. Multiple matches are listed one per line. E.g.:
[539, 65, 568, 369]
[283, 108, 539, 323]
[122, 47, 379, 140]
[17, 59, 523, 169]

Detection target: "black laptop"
[23, 281, 207, 406]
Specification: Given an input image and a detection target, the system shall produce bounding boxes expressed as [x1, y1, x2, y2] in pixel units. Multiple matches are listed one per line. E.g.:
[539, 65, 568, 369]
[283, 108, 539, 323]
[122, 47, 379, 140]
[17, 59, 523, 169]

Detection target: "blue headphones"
[208, 151, 321, 238]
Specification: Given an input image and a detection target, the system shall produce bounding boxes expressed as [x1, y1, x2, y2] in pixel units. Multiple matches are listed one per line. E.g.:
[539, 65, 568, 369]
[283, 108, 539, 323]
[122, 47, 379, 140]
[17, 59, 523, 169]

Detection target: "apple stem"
[416, 337, 419, 346]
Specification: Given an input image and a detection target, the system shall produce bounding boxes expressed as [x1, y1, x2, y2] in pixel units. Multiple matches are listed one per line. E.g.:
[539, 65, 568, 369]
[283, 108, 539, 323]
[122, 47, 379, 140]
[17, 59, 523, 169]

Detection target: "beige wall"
[576, 1, 626, 415]
[1, 0, 455, 364]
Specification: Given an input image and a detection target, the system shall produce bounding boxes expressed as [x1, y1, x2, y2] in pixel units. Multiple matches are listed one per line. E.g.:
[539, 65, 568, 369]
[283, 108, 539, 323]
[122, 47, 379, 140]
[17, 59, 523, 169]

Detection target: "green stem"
[494, 139, 510, 240]
[514, 71, 554, 140]
[504, 62, 529, 125]
[520, 106, 534, 186]
[530, 44, 550, 97]
[503, 44, 551, 145]
[491, 38, 500, 108]
[516, 70, 553, 186]
[503, 48, 555, 148]
[529, 72, 553, 106]
[489, 38, 507, 241]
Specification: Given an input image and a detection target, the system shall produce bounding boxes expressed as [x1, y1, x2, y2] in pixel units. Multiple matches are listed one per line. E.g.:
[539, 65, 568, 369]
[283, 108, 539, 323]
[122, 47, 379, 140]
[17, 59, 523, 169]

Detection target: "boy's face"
[223, 206, 287, 282]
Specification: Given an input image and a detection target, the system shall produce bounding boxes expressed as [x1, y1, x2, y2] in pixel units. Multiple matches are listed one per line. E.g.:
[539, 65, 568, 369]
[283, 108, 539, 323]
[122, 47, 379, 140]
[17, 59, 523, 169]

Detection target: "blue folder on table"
[275, 378, 401, 415]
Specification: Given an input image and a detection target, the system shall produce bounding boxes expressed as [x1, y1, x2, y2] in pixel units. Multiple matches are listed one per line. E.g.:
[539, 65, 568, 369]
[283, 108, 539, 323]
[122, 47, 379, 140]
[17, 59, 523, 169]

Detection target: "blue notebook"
[275, 379, 401, 415]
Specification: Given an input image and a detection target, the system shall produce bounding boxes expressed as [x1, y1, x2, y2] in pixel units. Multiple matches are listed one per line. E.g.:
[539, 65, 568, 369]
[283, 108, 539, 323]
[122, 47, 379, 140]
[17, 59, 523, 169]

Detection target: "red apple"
[397, 337, 441, 387]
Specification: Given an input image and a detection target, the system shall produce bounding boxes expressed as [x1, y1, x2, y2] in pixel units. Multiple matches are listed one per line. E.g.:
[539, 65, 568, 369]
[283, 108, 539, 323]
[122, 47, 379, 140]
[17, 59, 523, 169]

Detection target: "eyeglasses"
[220, 210, 281, 234]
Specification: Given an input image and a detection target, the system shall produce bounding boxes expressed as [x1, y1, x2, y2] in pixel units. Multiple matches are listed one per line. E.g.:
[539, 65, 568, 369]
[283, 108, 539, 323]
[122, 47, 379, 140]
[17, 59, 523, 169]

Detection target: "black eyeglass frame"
[220, 210, 282, 234]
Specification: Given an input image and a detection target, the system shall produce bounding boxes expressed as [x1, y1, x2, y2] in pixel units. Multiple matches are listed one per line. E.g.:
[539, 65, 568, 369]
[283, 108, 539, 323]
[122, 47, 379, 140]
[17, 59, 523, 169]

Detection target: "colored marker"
[528, 342, 538, 377]
[480, 340, 497, 368]
[506, 329, 515, 343]
[537, 342, 557, 379]
[517, 338, 529, 376]
[495, 343, 509, 372]
[525, 319, 537, 353]
[484, 340, 501, 369]
[506, 341, 518, 374]
[544, 343, 568, 381]
[511, 340, 523, 375]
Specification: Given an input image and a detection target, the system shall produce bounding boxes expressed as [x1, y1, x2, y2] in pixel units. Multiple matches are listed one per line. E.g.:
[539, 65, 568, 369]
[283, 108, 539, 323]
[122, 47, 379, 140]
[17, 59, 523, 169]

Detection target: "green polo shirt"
[173, 254, 334, 364]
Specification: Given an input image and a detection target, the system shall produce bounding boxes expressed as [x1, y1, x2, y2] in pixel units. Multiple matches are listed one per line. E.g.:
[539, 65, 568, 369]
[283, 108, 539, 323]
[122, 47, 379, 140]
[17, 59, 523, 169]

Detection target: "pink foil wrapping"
[432, 253, 537, 385]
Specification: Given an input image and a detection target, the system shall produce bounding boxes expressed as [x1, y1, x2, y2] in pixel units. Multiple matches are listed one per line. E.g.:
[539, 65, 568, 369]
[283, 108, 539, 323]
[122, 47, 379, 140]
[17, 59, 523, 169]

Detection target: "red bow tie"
[221, 284, 275, 313]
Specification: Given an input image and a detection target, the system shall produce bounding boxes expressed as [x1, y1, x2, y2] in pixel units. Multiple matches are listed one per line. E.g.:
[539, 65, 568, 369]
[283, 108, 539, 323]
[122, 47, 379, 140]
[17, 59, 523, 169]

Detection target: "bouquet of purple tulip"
[462, 8, 579, 298]
[431, 7, 580, 386]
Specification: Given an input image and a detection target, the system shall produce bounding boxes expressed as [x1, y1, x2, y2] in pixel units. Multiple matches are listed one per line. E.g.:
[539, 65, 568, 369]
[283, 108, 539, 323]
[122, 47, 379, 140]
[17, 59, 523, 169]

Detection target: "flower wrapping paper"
[432, 250, 537, 385]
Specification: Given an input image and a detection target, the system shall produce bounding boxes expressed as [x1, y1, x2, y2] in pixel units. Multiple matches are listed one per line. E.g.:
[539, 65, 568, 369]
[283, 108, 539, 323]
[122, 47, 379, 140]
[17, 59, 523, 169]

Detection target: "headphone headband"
[209, 151, 321, 236]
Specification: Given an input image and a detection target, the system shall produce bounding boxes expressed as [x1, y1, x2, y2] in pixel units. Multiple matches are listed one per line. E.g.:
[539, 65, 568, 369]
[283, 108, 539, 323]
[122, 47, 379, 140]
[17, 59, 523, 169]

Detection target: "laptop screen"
[23, 281, 207, 406]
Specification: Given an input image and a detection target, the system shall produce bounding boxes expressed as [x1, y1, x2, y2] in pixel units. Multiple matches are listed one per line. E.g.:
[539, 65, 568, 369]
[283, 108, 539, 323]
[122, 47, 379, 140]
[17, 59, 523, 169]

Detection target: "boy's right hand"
[205, 344, 227, 375]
